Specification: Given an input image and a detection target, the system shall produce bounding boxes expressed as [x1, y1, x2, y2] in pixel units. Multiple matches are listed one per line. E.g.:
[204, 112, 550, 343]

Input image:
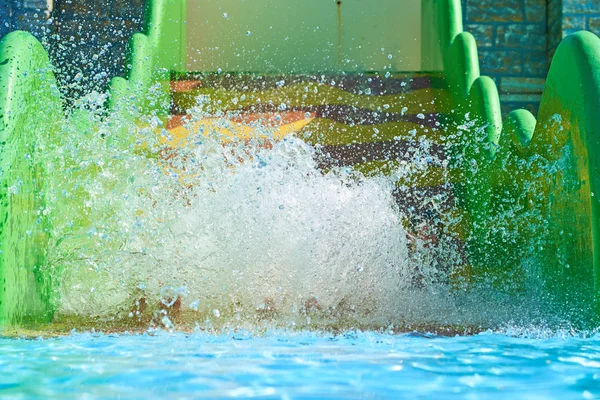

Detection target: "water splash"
[31, 91, 587, 334]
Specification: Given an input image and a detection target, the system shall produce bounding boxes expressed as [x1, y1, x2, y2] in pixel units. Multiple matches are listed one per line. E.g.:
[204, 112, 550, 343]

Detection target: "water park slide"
[1, 0, 600, 328]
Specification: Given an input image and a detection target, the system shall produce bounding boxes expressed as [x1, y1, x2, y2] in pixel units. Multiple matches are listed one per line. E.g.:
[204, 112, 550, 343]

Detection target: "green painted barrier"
[0, 1, 186, 325]
[437, 0, 600, 315]
[0, 31, 63, 324]
[108, 0, 186, 117]
[493, 32, 600, 315]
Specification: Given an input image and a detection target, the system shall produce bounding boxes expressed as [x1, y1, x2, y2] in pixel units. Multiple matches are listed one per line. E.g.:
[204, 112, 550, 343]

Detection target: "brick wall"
[0, 0, 51, 39]
[463, 0, 549, 115]
[464, 0, 600, 115]
[548, 0, 564, 51]
[51, 0, 145, 97]
[561, 0, 600, 38]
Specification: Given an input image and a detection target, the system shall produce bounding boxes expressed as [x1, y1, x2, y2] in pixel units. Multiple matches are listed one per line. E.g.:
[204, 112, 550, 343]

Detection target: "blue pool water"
[1, 330, 599, 399]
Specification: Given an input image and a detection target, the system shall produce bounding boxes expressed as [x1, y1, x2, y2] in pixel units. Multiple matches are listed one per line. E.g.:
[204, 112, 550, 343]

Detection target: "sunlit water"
[1, 330, 600, 398]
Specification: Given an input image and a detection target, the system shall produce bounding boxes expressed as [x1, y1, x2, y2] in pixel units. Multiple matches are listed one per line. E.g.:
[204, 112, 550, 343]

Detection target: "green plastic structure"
[0, 32, 62, 324]
[109, 0, 186, 115]
[1, 0, 600, 326]
[436, 1, 600, 314]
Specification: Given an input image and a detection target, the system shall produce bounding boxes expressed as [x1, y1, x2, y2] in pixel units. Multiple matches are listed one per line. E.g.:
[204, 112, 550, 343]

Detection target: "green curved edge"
[0, 0, 187, 326]
[439, 0, 600, 310]
[501, 31, 600, 308]
[108, 0, 187, 116]
[503, 109, 535, 149]
[0, 31, 63, 325]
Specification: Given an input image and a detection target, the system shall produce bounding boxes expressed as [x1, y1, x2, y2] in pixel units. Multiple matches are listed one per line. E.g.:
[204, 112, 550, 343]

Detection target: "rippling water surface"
[1, 331, 600, 399]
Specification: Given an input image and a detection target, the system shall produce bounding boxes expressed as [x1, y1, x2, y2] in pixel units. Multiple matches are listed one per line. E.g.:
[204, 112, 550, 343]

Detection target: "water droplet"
[161, 315, 174, 330]
[388, 54, 393, 59]
[160, 286, 178, 307]
[246, 31, 252, 36]
[189, 300, 200, 311]
[213, 309, 220, 317]
[222, 12, 228, 18]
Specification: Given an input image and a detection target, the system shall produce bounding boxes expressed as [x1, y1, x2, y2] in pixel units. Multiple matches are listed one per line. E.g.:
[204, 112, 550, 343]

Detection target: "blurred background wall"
[0, 0, 599, 113]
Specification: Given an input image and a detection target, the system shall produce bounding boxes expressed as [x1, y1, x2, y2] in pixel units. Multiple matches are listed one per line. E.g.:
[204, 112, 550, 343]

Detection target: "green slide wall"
[436, 0, 600, 313]
[0, 32, 63, 324]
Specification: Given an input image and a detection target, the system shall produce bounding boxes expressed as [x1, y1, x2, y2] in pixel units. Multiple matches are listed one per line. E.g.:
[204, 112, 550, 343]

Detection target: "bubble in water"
[160, 286, 179, 307]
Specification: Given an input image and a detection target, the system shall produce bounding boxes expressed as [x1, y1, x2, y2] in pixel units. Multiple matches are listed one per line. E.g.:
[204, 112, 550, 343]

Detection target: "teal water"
[1, 330, 599, 399]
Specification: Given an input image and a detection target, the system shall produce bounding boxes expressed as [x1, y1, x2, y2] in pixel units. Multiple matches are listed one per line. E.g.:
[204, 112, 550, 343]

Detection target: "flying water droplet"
[160, 286, 178, 307]
[189, 300, 200, 311]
